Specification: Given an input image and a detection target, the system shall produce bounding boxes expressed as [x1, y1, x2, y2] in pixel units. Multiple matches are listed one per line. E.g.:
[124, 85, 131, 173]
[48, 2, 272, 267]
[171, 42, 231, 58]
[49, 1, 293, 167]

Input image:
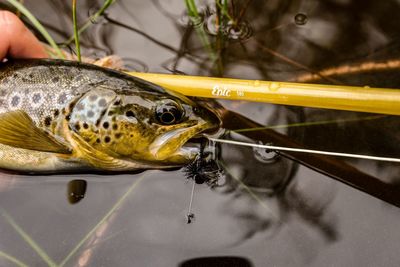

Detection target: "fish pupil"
[125, 110, 135, 117]
[160, 112, 175, 124]
[155, 101, 184, 125]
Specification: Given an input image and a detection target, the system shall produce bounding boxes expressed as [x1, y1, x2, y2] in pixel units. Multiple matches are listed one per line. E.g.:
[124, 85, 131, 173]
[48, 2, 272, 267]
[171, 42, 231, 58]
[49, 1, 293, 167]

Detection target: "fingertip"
[0, 10, 24, 32]
[0, 10, 47, 59]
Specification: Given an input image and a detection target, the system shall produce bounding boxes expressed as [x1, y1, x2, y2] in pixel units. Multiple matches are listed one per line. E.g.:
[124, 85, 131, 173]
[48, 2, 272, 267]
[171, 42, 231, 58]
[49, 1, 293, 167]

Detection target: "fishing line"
[209, 138, 400, 163]
[186, 179, 196, 224]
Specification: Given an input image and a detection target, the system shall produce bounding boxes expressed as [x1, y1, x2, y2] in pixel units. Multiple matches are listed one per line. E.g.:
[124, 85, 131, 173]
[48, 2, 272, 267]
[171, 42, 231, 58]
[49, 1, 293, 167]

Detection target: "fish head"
[69, 84, 220, 168]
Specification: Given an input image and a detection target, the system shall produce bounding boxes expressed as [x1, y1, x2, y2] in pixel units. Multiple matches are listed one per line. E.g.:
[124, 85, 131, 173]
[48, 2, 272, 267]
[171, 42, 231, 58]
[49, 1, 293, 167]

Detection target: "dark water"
[1, 0, 400, 266]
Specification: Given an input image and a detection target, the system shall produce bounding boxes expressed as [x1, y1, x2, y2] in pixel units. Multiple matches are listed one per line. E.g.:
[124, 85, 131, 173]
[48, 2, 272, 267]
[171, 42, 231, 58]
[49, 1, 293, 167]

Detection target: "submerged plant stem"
[0, 250, 28, 267]
[59, 174, 147, 267]
[72, 0, 81, 61]
[219, 161, 276, 216]
[1, 210, 58, 267]
[6, 0, 64, 59]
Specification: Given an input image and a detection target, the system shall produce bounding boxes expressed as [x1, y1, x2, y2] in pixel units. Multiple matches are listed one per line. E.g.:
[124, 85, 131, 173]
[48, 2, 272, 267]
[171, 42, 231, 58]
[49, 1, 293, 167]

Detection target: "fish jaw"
[148, 120, 214, 163]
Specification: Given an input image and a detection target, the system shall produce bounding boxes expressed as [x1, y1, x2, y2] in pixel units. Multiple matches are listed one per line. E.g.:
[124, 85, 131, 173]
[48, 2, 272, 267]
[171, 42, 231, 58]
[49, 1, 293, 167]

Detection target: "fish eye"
[155, 100, 184, 125]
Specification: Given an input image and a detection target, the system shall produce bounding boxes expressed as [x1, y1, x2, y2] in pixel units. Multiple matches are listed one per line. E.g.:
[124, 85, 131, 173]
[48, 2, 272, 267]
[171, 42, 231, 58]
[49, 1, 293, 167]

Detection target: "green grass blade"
[1, 210, 58, 267]
[0, 250, 29, 267]
[233, 115, 385, 133]
[72, 0, 81, 61]
[64, 0, 116, 45]
[59, 173, 147, 267]
[6, 0, 64, 59]
[184, 0, 217, 62]
[219, 161, 275, 216]
[216, 0, 234, 21]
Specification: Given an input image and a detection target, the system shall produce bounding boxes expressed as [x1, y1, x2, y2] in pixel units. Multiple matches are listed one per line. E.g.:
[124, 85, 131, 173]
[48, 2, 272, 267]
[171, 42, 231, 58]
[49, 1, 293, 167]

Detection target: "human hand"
[0, 10, 44, 192]
[0, 10, 46, 60]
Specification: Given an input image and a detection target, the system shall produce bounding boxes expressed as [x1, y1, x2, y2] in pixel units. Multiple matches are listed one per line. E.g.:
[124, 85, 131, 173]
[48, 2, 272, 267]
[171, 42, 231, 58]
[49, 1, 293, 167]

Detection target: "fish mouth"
[149, 120, 216, 163]
[148, 100, 221, 163]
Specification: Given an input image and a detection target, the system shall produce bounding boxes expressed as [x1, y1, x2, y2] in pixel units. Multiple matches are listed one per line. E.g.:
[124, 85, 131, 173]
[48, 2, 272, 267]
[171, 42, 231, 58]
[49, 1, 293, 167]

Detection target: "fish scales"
[0, 61, 151, 126]
[0, 59, 219, 173]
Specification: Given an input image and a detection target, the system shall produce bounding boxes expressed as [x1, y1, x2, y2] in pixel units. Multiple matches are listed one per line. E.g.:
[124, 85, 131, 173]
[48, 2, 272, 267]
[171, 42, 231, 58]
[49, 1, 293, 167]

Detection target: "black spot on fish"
[114, 99, 121, 105]
[52, 77, 60, 83]
[66, 114, 71, 121]
[115, 133, 122, 139]
[103, 121, 109, 129]
[54, 110, 60, 117]
[126, 110, 135, 117]
[112, 124, 118, 130]
[108, 110, 115, 116]
[75, 123, 81, 131]
[98, 98, 107, 107]
[28, 74, 34, 79]
[96, 138, 101, 143]
[32, 93, 41, 104]
[44, 116, 52, 126]
[11, 96, 20, 107]
[95, 118, 101, 127]
[89, 95, 98, 101]
[87, 110, 95, 118]
[83, 123, 89, 129]
[104, 136, 111, 143]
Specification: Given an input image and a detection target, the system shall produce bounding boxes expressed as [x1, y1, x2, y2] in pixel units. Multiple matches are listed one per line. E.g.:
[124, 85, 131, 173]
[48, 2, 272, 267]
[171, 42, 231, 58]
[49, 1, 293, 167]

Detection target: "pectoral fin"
[70, 131, 133, 171]
[0, 110, 71, 154]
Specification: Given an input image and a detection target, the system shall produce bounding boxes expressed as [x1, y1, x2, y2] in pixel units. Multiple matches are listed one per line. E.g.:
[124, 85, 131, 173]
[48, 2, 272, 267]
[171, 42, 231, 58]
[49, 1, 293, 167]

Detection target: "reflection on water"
[1, 0, 400, 266]
[179, 256, 253, 267]
[294, 13, 308, 26]
[67, 180, 87, 204]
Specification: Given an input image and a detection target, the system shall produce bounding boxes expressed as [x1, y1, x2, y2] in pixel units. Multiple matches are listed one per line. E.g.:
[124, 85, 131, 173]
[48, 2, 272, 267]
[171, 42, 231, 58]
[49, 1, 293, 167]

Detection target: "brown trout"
[0, 59, 219, 173]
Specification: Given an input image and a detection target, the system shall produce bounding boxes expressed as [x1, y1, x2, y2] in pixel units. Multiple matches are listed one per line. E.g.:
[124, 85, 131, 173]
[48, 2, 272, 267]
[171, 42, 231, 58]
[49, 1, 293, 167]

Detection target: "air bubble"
[204, 13, 219, 35]
[294, 13, 308, 26]
[223, 21, 253, 41]
[269, 82, 281, 92]
[88, 6, 107, 24]
[179, 10, 204, 28]
[253, 143, 279, 163]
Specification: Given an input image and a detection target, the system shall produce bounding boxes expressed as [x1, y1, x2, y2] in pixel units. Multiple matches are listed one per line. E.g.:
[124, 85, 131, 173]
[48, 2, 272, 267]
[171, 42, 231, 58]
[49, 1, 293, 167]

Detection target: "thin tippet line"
[187, 179, 196, 224]
[209, 138, 400, 163]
